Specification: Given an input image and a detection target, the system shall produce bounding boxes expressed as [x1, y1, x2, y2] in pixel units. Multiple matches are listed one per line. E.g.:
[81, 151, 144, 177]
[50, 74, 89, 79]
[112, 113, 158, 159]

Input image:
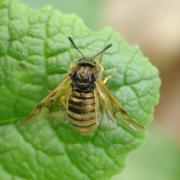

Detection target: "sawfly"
[23, 37, 144, 134]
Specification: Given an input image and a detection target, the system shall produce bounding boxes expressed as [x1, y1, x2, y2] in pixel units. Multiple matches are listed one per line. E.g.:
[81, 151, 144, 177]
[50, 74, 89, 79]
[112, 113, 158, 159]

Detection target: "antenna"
[91, 44, 112, 59]
[68, 37, 84, 58]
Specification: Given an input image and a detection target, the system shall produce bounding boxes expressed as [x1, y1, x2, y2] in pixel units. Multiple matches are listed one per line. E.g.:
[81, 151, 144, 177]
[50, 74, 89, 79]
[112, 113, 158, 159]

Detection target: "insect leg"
[96, 54, 104, 72]
[103, 69, 118, 84]
[103, 75, 113, 84]
[99, 64, 104, 72]
[60, 96, 67, 108]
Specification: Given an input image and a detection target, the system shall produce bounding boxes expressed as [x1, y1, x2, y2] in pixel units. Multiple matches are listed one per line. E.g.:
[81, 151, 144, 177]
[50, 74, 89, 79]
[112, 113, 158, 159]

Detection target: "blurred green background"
[21, 0, 104, 28]
[21, 0, 180, 179]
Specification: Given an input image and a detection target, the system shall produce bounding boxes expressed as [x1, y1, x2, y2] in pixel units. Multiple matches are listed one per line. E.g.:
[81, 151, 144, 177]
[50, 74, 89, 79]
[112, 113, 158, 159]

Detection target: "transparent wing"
[22, 75, 72, 125]
[96, 79, 145, 131]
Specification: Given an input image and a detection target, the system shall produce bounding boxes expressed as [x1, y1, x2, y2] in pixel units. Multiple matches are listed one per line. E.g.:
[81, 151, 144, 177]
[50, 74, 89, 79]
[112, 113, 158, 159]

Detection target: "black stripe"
[74, 89, 94, 93]
[69, 99, 95, 107]
[68, 105, 95, 114]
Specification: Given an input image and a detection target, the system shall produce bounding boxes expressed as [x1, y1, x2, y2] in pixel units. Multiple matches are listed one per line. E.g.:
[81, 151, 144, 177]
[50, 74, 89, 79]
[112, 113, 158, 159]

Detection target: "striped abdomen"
[67, 90, 98, 134]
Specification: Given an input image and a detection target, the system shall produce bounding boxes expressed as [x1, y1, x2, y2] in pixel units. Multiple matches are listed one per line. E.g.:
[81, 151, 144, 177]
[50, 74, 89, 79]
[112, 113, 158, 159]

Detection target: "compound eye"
[90, 74, 95, 82]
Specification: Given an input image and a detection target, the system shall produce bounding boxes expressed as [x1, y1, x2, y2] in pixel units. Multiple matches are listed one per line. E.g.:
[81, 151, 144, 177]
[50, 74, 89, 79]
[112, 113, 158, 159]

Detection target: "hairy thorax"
[70, 63, 99, 92]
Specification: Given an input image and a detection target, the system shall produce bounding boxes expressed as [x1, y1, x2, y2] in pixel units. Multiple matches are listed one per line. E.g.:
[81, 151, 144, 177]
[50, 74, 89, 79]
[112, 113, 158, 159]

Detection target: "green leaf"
[0, 0, 161, 179]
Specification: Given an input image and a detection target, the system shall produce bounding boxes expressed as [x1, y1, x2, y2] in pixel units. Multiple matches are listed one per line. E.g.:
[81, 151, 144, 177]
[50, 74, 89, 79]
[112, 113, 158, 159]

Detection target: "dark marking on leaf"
[18, 62, 26, 68]
[7, 38, 13, 43]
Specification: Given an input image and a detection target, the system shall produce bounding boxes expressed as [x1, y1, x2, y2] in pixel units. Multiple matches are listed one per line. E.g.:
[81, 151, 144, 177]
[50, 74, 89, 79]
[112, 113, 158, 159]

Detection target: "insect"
[23, 37, 144, 134]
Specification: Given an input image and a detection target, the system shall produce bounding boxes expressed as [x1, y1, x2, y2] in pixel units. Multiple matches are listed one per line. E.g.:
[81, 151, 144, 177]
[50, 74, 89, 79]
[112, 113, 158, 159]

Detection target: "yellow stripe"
[67, 110, 96, 121]
[69, 97, 95, 105]
[72, 123, 98, 134]
[70, 118, 97, 126]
